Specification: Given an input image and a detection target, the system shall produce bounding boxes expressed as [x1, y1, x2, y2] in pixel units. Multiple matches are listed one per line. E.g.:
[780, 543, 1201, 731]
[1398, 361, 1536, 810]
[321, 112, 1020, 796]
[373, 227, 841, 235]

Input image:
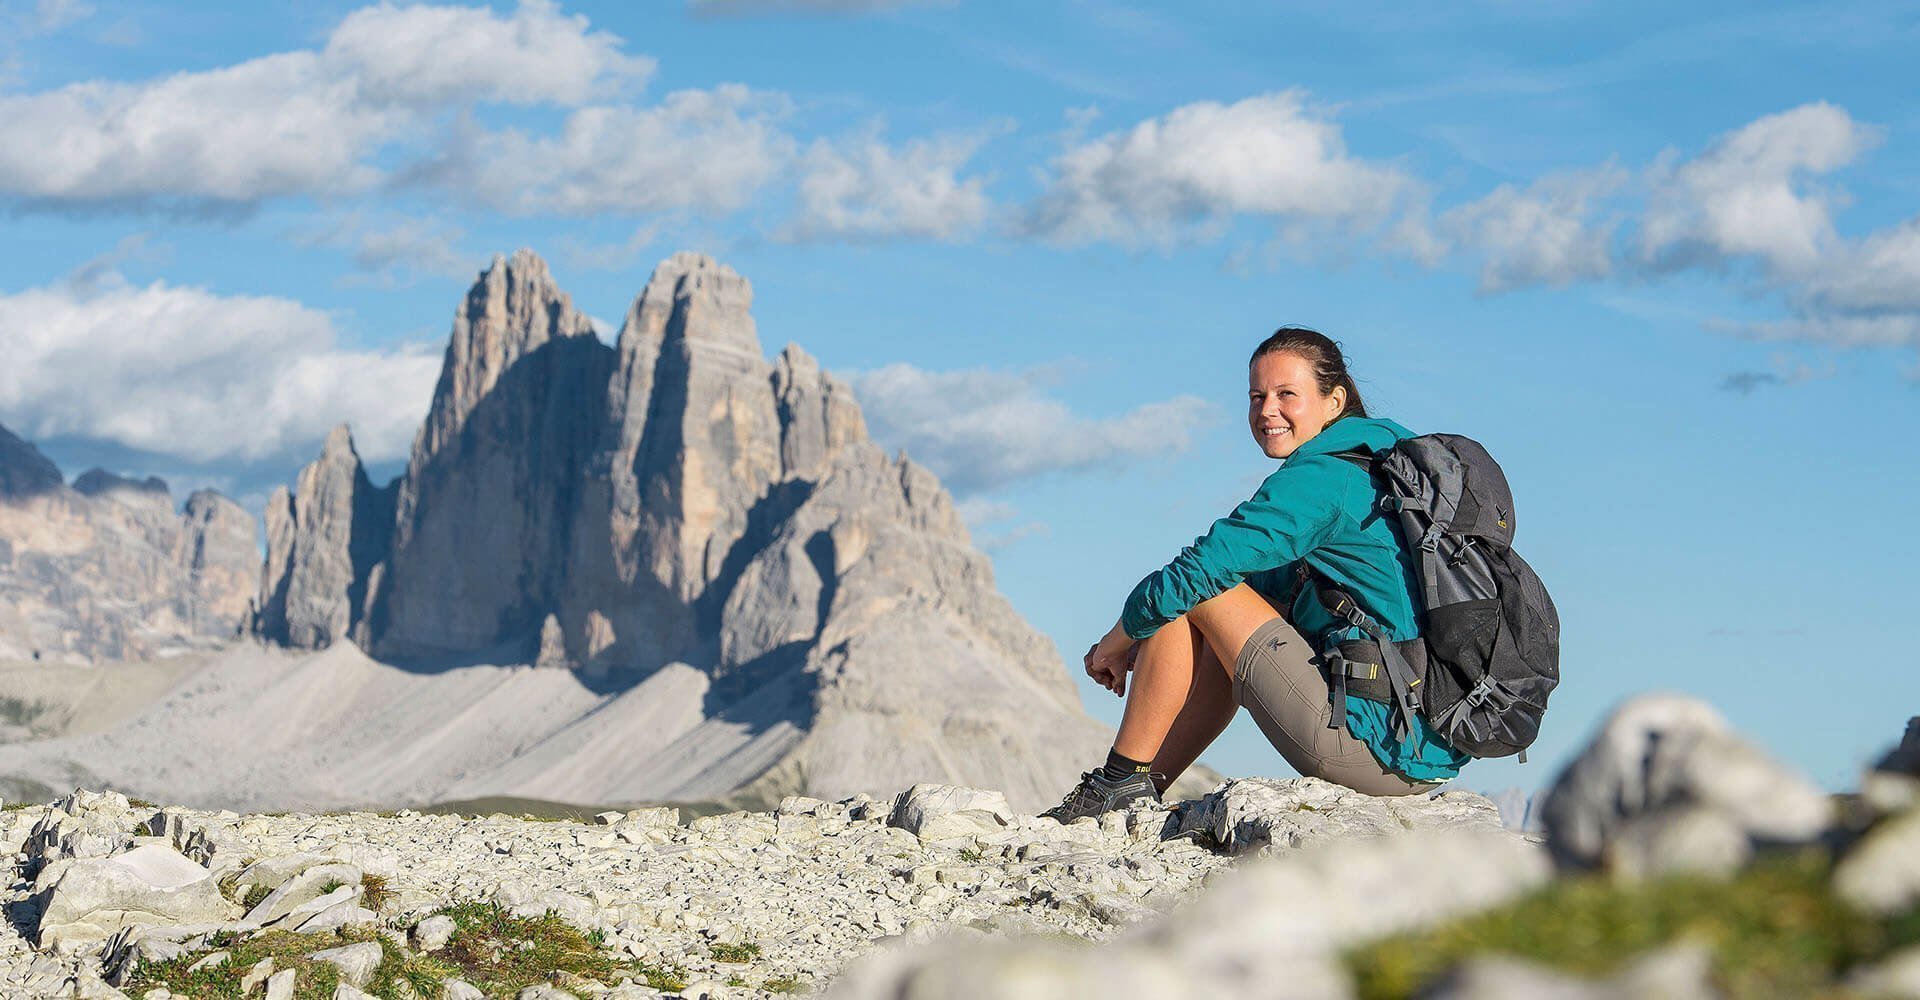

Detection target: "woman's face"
[1248, 350, 1347, 460]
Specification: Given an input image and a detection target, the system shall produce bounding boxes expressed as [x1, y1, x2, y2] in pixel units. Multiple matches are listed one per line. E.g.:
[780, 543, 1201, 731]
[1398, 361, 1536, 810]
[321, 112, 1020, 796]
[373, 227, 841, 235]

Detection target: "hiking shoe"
[1041, 769, 1160, 824]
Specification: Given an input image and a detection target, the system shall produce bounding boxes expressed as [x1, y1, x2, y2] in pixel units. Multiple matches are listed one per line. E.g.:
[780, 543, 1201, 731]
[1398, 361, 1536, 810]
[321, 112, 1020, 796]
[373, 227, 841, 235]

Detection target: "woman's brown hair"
[1249, 326, 1368, 420]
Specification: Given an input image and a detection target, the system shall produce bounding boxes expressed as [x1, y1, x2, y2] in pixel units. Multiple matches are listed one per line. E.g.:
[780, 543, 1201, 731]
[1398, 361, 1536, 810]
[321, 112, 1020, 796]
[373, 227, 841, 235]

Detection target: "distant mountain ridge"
[0, 426, 256, 663]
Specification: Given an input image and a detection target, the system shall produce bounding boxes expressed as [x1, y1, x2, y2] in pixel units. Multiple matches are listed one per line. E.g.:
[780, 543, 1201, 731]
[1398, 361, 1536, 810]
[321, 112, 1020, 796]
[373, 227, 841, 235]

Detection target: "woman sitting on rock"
[1043, 327, 1468, 822]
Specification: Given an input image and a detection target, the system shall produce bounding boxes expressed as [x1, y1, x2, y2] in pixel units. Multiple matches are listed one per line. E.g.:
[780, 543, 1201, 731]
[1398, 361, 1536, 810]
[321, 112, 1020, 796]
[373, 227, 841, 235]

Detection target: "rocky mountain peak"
[0, 423, 62, 500]
[319, 423, 359, 465]
[255, 423, 393, 650]
[628, 251, 759, 358]
[73, 468, 171, 503]
[245, 249, 1107, 807]
[408, 249, 598, 474]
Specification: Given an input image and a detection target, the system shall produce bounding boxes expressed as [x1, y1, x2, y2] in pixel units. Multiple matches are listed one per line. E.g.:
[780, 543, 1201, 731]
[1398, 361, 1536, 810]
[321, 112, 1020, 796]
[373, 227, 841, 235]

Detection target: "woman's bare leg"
[1110, 616, 1237, 788]
[1149, 637, 1235, 789]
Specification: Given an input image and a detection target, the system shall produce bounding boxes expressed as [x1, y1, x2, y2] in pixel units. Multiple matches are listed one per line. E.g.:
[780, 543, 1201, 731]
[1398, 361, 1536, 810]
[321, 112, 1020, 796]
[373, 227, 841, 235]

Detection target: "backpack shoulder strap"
[1329, 448, 1374, 472]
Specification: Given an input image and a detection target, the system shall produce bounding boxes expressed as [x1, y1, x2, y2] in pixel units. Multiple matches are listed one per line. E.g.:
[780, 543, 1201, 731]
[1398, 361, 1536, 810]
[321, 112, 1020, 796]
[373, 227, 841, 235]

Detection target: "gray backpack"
[1301, 434, 1560, 761]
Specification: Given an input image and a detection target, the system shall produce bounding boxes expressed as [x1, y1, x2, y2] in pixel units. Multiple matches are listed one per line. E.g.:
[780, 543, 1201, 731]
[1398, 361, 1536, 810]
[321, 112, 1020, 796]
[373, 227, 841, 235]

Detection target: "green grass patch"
[126, 928, 350, 1000]
[958, 848, 982, 862]
[1347, 849, 1920, 1000]
[710, 942, 761, 963]
[435, 899, 684, 994]
[241, 884, 271, 912]
[764, 973, 806, 994]
[124, 899, 679, 999]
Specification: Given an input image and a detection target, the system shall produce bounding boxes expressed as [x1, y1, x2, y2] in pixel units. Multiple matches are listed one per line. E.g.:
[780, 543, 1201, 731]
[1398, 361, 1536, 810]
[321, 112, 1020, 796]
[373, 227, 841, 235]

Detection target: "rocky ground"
[0, 775, 1511, 999]
[0, 694, 1915, 999]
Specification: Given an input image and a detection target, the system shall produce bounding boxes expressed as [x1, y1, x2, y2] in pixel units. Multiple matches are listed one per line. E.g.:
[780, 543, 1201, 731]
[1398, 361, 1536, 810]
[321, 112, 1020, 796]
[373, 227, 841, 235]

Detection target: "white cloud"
[1639, 102, 1880, 274]
[849, 362, 1211, 494]
[0, 52, 397, 205]
[1728, 313, 1920, 349]
[428, 85, 796, 216]
[1438, 165, 1628, 292]
[298, 213, 473, 286]
[783, 130, 991, 241]
[0, 0, 649, 209]
[1023, 91, 1413, 247]
[1798, 215, 1920, 314]
[324, 0, 652, 108]
[0, 268, 440, 463]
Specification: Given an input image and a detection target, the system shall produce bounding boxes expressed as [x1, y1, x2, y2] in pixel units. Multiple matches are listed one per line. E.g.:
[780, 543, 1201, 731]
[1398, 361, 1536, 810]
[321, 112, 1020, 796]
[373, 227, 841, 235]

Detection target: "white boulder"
[1539, 693, 1831, 872]
[888, 785, 1012, 842]
[36, 844, 237, 950]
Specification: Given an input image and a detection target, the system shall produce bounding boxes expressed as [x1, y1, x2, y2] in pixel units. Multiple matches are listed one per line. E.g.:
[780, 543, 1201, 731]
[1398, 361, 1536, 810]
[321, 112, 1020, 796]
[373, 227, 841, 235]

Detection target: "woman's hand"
[1084, 620, 1138, 697]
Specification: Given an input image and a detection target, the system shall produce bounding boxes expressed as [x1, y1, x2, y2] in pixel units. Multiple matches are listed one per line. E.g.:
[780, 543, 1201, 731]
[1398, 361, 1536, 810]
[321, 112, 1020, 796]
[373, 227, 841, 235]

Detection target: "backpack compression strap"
[1315, 583, 1423, 739]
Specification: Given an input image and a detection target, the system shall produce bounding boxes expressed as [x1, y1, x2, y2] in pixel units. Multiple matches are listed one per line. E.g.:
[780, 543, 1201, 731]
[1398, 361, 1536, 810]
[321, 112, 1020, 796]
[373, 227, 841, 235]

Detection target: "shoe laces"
[1051, 770, 1103, 811]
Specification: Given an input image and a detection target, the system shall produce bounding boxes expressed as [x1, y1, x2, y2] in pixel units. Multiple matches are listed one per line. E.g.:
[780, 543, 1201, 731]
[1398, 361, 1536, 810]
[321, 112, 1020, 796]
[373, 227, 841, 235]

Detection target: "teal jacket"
[1121, 416, 1469, 781]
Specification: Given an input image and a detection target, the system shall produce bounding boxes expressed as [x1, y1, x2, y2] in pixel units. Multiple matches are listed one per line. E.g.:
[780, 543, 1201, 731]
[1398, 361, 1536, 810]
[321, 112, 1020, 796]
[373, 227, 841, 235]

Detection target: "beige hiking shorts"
[1233, 616, 1438, 797]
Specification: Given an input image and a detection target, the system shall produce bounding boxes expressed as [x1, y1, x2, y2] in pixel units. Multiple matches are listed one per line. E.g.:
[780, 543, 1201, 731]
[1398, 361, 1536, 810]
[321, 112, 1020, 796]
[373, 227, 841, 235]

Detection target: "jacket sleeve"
[1120, 460, 1346, 639]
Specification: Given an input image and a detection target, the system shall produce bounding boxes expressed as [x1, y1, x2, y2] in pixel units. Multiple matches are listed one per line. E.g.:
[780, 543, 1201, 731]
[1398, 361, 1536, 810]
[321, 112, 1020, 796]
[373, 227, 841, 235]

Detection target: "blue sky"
[2, 0, 1917, 796]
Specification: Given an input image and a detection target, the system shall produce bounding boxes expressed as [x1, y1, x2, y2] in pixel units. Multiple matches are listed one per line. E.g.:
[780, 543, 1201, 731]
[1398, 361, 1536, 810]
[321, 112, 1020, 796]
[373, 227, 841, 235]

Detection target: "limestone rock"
[36, 844, 238, 949]
[411, 914, 456, 952]
[888, 785, 1012, 842]
[302, 903, 378, 935]
[1604, 803, 1751, 882]
[1539, 693, 1832, 872]
[252, 426, 393, 650]
[308, 942, 382, 989]
[1833, 808, 1920, 916]
[232, 853, 333, 891]
[243, 863, 362, 926]
[1173, 777, 1511, 855]
[240, 957, 275, 994]
[0, 426, 256, 662]
[377, 249, 610, 659]
[442, 981, 485, 1000]
[177, 490, 259, 630]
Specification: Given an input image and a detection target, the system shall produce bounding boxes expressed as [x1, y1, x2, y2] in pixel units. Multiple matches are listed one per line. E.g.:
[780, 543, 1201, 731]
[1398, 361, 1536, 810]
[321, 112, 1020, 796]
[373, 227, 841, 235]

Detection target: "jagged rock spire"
[406, 248, 598, 478]
[376, 252, 614, 658]
[255, 424, 392, 649]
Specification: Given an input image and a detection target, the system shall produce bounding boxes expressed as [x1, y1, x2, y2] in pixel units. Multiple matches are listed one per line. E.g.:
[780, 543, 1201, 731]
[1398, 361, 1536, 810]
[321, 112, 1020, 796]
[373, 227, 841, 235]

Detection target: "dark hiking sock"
[1102, 748, 1152, 784]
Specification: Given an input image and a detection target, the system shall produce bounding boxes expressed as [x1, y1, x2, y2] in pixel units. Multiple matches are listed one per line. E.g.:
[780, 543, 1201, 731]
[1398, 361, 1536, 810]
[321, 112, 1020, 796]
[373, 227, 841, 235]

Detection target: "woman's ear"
[1326, 384, 1347, 421]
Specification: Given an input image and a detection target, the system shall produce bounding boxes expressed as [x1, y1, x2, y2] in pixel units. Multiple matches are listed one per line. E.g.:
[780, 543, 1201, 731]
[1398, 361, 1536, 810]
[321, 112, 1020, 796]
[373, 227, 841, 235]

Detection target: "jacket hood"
[1289, 415, 1414, 461]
